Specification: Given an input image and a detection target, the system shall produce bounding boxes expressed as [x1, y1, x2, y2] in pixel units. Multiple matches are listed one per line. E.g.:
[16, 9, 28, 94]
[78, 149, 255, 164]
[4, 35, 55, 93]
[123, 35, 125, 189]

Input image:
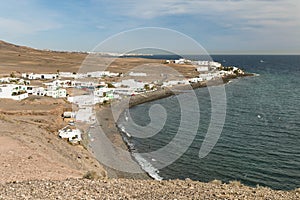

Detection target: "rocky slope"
[1, 178, 299, 200]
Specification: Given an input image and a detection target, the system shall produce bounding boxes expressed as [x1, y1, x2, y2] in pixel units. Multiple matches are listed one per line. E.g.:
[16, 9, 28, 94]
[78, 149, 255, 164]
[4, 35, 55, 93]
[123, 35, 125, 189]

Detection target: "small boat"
[260, 60, 264, 63]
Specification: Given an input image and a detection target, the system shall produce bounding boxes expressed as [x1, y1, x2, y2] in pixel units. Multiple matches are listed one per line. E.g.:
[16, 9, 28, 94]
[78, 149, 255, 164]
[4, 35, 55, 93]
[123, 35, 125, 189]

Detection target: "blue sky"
[1, 0, 300, 54]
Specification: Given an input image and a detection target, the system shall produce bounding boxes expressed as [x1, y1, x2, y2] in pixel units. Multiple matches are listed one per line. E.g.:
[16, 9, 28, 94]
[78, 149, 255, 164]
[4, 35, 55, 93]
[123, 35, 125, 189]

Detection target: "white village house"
[0, 84, 28, 100]
[58, 126, 82, 143]
[87, 71, 119, 78]
[43, 82, 67, 98]
[113, 79, 145, 91]
[193, 61, 222, 68]
[0, 77, 30, 85]
[162, 80, 190, 88]
[22, 73, 58, 80]
[129, 72, 147, 77]
[196, 66, 209, 72]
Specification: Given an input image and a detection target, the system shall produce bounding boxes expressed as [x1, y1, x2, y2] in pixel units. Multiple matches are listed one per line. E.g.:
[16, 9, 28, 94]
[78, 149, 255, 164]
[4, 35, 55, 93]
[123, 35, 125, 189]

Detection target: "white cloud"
[0, 17, 61, 37]
[96, 25, 106, 30]
[0, 0, 62, 39]
[121, 0, 300, 30]
[114, 0, 300, 53]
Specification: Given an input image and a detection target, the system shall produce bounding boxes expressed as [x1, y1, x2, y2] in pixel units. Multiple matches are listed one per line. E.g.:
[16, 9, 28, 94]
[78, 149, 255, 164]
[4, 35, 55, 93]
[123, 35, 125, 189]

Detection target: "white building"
[210, 61, 222, 68]
[63, 111, 76, 118]
[67, 95, 96, 106]
[113, 79, 145, 91]
[114, 88, 136, 96]
[197, 66, 209, 72]
[188, 77, 203, 83]
[86, 71, 119, 78]
[42, 81, 67, 98]
[0, 77, 30, 85]
[0, 84, 28, 100]
[195, 61, 210, 66]
[32, 87, 46, 96]
[193, 61, 222, 68]
[0, 77, 11, 83]
[87, 71, 110, 78]
[46, 88, 67, 98]
[58, 127, 82, 143]
[162, 80, 189, 87]
[94, 87, 115, 98]
[71, 81, 98, 88]
[129, 72, 147, 77]
[24, 86, 36, 95]
[44, 80, 73, 89]
[199, 71, 226, 80]
[22, 73, 58, 80]
[58, 72, 77, 79]
[175, 59, 183, 64]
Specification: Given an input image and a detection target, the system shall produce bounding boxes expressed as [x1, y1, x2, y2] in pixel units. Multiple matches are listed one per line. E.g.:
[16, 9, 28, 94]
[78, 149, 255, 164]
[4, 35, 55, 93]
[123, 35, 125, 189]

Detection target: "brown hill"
[0, 40, 86, 75]
[0, 40, 199, 78]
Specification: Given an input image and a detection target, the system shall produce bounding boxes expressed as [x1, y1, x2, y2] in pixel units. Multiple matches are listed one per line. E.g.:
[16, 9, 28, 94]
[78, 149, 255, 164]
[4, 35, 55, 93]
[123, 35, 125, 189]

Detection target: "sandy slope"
[0, 97, 106, 183]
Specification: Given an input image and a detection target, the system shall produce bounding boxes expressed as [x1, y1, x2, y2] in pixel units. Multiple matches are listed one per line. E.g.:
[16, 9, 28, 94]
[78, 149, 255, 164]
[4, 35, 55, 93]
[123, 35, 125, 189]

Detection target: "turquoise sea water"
[118, 55, 300, 190]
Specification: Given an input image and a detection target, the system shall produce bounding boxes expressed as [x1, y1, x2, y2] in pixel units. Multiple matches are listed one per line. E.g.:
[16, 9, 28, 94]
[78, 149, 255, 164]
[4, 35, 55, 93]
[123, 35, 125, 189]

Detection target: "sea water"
[118, 55, 300, 190]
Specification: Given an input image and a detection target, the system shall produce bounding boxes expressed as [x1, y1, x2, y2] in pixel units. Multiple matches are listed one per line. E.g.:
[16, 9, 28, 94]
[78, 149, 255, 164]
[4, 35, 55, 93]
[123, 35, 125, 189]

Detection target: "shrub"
[83, 171, 100, 180]
[210, 179, 222, 185]
[107, 82, 115, 88]
[229, 180, 242, 187]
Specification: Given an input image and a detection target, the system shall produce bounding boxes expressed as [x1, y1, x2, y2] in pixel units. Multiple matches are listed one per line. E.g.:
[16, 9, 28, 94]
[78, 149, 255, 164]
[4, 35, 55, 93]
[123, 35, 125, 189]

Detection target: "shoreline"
[90, 74, 254, 180]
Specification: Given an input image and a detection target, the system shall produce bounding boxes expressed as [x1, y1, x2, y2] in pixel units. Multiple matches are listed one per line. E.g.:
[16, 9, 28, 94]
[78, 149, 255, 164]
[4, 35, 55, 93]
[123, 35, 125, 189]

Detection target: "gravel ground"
[1, 178, 299, 200]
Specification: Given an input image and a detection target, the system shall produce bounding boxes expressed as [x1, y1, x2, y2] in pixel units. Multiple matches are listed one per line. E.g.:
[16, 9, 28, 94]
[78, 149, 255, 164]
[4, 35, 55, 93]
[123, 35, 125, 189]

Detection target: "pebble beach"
[1, 178, 299, 200]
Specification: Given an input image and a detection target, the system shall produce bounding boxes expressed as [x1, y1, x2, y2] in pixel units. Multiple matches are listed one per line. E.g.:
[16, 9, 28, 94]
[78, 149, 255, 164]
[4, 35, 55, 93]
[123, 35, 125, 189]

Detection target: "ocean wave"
[132, 152, 163, 181]
[118, 123, 163, 180]
[118, 124, 132, 138]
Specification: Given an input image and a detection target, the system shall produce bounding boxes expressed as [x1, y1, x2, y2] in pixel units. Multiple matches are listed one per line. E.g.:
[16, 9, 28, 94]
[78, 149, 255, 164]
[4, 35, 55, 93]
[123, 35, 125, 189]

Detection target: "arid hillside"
[0, 96, 107, 183]
[0, 40, 86, 75]
[0, 40, 199, 78]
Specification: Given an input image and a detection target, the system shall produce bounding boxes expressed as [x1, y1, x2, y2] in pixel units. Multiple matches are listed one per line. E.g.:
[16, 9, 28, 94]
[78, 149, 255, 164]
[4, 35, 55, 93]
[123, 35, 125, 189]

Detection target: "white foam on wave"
[132, 152, 163, 181]
[118, 121, 163, 180]
[119, 124, 131, 137]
